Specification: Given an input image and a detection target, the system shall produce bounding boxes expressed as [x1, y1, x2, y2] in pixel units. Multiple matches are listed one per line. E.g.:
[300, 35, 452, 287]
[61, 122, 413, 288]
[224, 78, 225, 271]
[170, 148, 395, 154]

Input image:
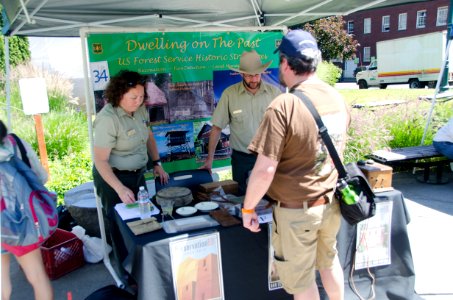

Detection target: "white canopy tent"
[1, 0, 433, 288]
[2, 0, 429, 37]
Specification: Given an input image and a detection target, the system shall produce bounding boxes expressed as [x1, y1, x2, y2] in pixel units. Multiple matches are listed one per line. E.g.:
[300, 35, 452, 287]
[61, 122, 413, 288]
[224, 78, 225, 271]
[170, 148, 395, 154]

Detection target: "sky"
[28, 37, 84, 78]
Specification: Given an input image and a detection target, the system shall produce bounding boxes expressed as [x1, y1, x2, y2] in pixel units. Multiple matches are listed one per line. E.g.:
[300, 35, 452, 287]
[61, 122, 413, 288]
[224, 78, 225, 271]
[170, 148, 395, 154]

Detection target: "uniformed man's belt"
[279, 195, 329, 209]
[232, 149, 255, 157]
[112, 167, 145, 175]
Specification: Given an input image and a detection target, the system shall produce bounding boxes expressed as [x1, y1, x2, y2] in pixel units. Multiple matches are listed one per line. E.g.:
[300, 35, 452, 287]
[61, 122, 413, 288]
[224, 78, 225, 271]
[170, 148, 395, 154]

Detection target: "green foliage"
[1, 63, 91, 205]
[299, 16, 359, 61]
[46, 150, 93, 205]
[0, 35, 31, 74]
[317, 61, 342, 86]
[40, 110, 89, 160]
[342, 97, 453, 163]
[344, 108, 393, 163]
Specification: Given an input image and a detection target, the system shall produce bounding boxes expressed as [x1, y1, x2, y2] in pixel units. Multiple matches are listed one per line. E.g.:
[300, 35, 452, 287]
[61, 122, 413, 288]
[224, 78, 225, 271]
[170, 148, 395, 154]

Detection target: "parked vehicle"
[356, 31, 452, 89]
[353, 66, 367, 78]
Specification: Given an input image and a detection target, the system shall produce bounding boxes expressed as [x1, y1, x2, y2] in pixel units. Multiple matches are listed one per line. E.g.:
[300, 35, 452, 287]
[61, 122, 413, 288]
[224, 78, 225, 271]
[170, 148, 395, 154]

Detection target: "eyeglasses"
[242, 74, 261, 79]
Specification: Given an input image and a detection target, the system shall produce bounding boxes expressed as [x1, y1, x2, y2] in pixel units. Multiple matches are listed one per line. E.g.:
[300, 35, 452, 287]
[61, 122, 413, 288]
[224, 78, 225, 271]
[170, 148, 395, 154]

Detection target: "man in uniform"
[200, 50, 281, 194]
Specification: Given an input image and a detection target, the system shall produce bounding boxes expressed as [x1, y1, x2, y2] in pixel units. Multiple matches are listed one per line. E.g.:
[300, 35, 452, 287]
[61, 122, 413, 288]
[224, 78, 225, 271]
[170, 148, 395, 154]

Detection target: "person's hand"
[242, 211, 261, 232]
[117, 186, 136, 204]
[198, 157, 213, 174]
[154, 165, 169, 184]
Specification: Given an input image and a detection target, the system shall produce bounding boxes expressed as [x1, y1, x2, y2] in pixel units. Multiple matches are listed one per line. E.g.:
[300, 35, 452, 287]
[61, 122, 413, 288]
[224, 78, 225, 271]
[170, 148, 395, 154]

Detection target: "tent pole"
[4, 36, 12, 130]
[420, 3, 453, 145]
[79, 28, 124, 288]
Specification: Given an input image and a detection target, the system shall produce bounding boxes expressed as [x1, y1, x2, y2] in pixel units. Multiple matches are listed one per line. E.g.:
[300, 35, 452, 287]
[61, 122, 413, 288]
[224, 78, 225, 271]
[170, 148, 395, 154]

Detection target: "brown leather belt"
[279, 195, 329, 209]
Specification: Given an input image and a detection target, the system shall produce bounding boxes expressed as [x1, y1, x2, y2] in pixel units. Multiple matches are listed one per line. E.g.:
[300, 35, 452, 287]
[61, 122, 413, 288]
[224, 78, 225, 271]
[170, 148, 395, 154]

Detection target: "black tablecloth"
[335, 189, 421, 300]
[114, 189, 419, 300]
[115, 212, 292, 300]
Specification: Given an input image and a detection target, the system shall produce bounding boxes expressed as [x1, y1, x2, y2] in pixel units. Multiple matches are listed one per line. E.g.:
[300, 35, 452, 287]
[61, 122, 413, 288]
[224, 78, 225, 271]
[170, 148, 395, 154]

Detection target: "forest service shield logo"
[92, 43, 103, 54]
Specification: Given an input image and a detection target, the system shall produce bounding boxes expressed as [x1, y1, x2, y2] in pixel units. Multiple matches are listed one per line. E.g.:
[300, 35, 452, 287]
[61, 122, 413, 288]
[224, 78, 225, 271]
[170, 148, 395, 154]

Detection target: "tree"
[0, 4, 31, 74]
[296, 16, 359, 61]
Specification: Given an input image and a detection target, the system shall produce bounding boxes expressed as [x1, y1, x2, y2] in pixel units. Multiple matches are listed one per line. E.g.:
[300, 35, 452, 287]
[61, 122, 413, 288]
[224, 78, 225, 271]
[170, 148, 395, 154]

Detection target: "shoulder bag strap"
[290, 89, 348, 179]
[9, 133, 31, 168]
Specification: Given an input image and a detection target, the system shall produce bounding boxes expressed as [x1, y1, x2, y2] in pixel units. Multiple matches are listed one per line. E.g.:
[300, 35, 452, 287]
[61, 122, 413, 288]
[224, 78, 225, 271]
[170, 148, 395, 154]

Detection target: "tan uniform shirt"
[211, 81, 281, 153]
[93, 104, 150, 171]
[248, 81, 350, 204]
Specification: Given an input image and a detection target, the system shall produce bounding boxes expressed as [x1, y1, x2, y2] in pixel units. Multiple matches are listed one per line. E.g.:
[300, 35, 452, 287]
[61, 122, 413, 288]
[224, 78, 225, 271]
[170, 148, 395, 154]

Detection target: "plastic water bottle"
[137, 186, 151, 219]
[336, 179, 360, 205]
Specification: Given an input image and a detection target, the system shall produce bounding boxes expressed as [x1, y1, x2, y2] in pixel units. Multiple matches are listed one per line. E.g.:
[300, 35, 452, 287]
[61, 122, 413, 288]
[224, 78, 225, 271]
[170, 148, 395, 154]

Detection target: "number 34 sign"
[90, 61, 110, 91]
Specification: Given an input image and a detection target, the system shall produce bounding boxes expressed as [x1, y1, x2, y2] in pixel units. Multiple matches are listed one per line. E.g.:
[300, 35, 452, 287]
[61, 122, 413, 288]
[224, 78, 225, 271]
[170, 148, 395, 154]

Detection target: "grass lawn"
[339, 88, 437, 104]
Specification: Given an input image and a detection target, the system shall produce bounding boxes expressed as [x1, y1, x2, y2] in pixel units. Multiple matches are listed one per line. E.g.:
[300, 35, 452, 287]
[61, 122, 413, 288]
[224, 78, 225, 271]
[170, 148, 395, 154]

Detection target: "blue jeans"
[433, 141, 453, 160]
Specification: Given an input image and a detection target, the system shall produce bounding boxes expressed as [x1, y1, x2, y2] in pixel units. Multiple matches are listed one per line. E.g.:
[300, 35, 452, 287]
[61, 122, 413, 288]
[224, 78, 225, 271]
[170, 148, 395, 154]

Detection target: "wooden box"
[358, 162, 393, 190]
[199, 180, 239, 196]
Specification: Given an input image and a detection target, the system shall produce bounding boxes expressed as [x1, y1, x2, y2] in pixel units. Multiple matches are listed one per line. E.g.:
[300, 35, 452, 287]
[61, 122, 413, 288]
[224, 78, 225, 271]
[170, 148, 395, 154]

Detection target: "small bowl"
[176, 206, 198, 217]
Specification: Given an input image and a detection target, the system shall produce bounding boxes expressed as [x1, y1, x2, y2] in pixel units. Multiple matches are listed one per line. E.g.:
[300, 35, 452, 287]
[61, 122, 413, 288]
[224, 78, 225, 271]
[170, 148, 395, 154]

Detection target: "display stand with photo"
[169, 232, 224, 300]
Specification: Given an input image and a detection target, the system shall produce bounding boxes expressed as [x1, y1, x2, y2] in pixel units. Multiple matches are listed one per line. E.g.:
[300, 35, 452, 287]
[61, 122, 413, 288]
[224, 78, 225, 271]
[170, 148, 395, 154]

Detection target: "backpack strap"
[9, 133, 31, 168]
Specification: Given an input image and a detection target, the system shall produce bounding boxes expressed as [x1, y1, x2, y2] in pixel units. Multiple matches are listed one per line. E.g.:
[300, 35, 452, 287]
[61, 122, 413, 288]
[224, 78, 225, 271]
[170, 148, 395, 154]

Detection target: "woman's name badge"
[232, 109, 242, 114]
[127, 129, 136, 136]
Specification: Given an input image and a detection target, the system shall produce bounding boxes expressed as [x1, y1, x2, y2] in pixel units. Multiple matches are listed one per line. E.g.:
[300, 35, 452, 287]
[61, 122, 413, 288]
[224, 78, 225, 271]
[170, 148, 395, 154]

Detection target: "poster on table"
[169, 232, 224, 300]
[355, 201, 393, 270]
[268, 223, 283, 291]
[86, 30, 284, 172]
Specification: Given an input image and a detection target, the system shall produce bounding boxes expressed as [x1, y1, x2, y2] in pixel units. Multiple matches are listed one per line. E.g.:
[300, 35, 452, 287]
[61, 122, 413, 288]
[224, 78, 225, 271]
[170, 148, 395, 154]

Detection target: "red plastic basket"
[40, 228, 85, 280]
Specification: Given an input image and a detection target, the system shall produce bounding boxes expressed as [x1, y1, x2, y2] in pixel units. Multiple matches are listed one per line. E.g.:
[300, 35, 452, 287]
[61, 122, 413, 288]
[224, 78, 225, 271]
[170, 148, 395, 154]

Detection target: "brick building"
[343, 0, 450, 79]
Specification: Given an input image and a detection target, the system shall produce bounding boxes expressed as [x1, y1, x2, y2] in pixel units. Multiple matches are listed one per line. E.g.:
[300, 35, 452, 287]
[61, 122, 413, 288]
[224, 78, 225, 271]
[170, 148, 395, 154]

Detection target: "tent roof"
[2, 0, 427, 37]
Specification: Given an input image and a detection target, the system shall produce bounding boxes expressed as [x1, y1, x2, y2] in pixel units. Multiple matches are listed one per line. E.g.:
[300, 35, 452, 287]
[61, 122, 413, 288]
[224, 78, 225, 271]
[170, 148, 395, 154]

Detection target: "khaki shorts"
[271, 199, 341, 294]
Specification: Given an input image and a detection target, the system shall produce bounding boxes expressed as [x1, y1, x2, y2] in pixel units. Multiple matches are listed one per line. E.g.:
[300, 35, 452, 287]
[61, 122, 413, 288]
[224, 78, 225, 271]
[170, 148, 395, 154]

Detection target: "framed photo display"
[169, 232, 224, 300]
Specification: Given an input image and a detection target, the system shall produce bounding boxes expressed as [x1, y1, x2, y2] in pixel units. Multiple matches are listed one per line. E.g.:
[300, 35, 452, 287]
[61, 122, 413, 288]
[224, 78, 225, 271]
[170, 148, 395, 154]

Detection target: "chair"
[155, 169, 213, 194]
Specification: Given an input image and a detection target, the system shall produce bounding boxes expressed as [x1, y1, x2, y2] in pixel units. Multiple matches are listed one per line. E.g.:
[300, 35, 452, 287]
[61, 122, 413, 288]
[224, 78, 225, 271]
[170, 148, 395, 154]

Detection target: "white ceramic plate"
[194, 201, 219, 212]
[175, 206, 197, 217]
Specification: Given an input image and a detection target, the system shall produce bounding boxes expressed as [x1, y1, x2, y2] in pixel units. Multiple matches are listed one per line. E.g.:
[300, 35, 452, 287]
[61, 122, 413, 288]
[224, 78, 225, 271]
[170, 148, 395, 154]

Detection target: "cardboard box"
[199, 180, 239, 196]
[358, 162, 393, 190]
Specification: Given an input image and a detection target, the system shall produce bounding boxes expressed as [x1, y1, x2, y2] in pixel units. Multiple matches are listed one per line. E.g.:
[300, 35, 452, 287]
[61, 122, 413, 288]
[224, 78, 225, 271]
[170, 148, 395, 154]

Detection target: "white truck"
[356, 31, 451, 89]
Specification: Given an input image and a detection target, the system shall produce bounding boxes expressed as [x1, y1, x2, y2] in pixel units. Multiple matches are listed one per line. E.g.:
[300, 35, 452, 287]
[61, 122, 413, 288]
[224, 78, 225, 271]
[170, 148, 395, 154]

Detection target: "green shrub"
[344, 107, 393, 163]
[317, 61, 342, 86]
[46, 149, 93, 205]
[344, 99, 453, 162]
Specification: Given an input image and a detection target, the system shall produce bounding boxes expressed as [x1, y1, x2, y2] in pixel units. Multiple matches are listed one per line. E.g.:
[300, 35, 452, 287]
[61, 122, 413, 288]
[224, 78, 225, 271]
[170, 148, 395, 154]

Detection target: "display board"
[86, 30, 284, 172]
[169, 232, 224, 300]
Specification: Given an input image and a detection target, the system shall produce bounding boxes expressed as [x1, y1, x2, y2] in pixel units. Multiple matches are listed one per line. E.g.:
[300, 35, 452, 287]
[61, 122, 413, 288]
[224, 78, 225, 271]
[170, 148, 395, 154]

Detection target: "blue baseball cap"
[274, 30, 319, 59]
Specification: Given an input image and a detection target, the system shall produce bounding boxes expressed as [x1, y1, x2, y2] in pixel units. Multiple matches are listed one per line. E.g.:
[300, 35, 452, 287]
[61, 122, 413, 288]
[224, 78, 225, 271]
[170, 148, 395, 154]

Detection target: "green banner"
[86, 30, 283, 172]
[87, 31, 283, 82]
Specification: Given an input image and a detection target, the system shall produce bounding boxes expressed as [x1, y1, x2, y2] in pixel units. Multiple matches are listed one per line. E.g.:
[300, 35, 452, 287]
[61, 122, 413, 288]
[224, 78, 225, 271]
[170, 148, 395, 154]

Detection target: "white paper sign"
[19, 78, 49, 115]
[90, 61, 110, 91]
[355, 201, 393, 270]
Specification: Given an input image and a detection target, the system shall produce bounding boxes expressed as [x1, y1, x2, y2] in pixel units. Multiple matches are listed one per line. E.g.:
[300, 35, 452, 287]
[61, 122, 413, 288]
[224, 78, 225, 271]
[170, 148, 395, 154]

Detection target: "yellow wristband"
[241, 208, 255, 214]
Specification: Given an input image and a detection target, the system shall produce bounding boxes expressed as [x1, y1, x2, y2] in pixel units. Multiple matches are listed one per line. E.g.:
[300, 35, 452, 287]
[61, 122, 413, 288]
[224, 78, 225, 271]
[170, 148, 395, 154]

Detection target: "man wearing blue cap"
[242, 30, 349, 300]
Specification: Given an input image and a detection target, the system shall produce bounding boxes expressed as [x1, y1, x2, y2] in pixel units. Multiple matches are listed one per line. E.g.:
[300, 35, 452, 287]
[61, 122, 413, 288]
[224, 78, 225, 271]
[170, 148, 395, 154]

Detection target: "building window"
[382, 15, 390, 32]
[364, 18, 371, 34]
[363, 47, 371, 62]
[437, 6, 448, 26]
[347, 21, 354, 33]
[398, 13, 407, 30]
[417, 10, 427, 28]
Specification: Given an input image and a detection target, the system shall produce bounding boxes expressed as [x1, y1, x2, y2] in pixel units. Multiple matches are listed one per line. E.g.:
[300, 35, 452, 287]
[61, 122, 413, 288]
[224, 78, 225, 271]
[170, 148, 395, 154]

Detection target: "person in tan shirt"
[92, 70, 169, 287]
[200, 50, 281, 194]
[242, 30, 349, 300]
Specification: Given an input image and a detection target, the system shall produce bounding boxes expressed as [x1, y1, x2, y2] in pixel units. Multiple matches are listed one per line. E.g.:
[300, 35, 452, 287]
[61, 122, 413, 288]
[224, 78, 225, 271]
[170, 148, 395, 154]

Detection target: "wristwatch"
[152, 159, 162, 167]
